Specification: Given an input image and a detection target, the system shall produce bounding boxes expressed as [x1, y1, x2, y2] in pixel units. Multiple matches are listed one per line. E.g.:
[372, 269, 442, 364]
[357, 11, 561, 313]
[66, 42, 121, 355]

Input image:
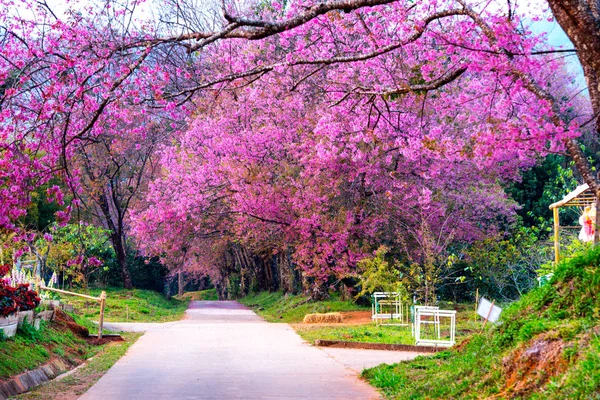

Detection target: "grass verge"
[17, 332, 141, 399]
[239, 291, 368, 323]
[363, 247, 600, 399]
[57, 287, 189, 322]
[175, 288, 218, 301]
[294, 324, 415, 345]
[0, 321, 100, 380]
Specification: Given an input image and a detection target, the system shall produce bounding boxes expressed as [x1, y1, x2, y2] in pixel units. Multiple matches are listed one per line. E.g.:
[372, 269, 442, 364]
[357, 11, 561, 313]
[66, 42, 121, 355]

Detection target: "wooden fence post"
[98, 291, 106, 339]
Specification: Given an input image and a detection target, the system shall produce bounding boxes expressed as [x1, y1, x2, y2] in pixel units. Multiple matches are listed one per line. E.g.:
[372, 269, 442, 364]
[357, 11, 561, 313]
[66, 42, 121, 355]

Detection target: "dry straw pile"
[302, 312, 344, 324]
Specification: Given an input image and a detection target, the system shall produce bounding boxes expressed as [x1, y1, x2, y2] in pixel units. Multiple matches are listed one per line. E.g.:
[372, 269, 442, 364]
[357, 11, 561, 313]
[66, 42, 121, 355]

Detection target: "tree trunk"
[112, 231, 133, 289]
[548, 1, 600, 244]
[178, 270, 184, 296]
[98, 192, 132, 288]
[549, 2, 600, 157]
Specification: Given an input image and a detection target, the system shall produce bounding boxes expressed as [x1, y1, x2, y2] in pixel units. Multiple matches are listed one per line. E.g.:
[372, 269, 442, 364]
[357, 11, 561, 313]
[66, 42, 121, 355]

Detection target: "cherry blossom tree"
[131, 45, 581, 296]
[0, 0, 595, 291]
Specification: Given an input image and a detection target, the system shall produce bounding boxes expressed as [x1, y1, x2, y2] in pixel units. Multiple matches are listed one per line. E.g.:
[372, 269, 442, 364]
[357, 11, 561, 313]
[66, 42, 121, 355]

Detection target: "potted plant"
[0, 265, 19, 338]
[15, 283, 40, 327]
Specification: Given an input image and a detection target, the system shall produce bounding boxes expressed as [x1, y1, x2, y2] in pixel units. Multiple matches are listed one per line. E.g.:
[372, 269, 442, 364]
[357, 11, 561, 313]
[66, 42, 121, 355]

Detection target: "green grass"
[175, 288, 218, 301]
[363, 246, 600, 399]
[55, 287, 189, 323]
[18, 332, 142, 399]
[241, 291, 480, 346]
[0, 320, 100, 379]
[295, 307, 478, 346]
[295, 324, 416, 345]
[239, 291, 368, 323]
[78, 332, 141, 375]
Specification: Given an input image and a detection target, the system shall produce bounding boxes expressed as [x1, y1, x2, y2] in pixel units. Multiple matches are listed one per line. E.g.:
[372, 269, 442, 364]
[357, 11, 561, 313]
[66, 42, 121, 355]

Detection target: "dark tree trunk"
[548, 1, 600, 140]
[112, 231, 133, 289]
[215, 243, 302, 298]
[99, 192, 133, 289]
[178, 270, 184, 296]
[548, 1, 600, 244]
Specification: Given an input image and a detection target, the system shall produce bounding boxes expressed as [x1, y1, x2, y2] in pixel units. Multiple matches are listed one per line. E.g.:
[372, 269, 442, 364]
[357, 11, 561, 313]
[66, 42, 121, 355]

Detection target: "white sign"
[477, 297, 502, 323]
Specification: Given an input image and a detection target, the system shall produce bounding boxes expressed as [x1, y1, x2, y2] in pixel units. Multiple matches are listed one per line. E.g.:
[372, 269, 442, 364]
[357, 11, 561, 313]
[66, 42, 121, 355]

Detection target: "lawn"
[239, 291, 368, 323]
[294, 324, 416, 345]
[55, 287, 189, 323]
[294, 308, 479, 346]
[241, 291, 482, 346]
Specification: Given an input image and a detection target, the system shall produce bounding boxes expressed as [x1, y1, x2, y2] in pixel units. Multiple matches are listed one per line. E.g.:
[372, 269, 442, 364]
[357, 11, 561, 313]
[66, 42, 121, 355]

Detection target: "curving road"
[80, 301, 420, 399]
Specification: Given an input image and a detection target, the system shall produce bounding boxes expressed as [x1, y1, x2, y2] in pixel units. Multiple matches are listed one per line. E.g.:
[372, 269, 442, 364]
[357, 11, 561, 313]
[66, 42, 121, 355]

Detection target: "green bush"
[355, 246, 408, 299]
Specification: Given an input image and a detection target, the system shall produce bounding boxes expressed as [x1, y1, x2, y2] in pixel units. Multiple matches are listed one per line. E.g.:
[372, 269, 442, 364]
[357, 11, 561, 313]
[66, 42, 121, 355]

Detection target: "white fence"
[414, 307, 456, 347]
[371, 292, 410, 325]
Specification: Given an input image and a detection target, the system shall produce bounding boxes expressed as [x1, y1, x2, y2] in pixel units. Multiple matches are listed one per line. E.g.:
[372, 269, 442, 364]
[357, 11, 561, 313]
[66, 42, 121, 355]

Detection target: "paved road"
[80, 301, 420, 400]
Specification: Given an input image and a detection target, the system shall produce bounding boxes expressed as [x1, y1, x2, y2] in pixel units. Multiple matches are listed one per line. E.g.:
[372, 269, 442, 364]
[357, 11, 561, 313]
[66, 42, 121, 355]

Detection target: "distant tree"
[73, 120, 166, 288]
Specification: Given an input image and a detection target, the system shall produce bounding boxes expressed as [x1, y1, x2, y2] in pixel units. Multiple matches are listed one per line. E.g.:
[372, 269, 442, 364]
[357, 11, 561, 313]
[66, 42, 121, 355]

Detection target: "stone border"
[0, 358, 72, 400]
[314, 339, 446, 353]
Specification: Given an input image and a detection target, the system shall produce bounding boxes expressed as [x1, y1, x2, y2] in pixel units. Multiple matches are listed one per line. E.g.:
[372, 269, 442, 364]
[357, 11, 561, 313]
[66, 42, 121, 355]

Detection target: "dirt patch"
[53, 308, 89, 338]
[339, 311, 373, 325]
[87, 335, 124, 346]
[492, 334, 570, 399]
[453, 337, 472, 352]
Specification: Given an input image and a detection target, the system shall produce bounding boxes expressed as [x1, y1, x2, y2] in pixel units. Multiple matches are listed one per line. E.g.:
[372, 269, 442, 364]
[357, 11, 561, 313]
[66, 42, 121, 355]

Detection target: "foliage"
[363, 246, 600, 399]
[127, 254, 169, 292]
[460, 226, 553, 301]
[0, 285, 17, 317]
[355, 246, 406, 298]
[13, 283, 41, 311]
[46, 223, 114, 287]
[506, 154, 581, 228]
[20, 179, 65, 232]
[537, 230, 591, 277]
[0, 265, 40, 315]
[239, 291, 368, 323]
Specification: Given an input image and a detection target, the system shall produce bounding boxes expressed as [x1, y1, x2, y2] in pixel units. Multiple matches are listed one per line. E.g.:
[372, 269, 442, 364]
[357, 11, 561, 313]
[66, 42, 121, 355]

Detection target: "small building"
[549, 183, 596, 264]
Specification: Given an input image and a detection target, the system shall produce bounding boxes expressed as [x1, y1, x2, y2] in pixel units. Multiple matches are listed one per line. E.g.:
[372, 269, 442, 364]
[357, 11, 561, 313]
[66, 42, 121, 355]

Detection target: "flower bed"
[0, 264, 41, 338]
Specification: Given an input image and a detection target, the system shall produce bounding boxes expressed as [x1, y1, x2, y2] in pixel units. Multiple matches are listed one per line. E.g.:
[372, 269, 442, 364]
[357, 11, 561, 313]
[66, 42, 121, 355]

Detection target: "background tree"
[73, 117, 168, 288]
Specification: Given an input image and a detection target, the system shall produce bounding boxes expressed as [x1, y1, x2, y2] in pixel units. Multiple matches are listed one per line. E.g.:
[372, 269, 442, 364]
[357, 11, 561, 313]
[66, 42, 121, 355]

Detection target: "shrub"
[0, 268, 40, 316]
[0, 284, 17, 317]
[355, 246, 408, 299]
[14, 283, 41, 311]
